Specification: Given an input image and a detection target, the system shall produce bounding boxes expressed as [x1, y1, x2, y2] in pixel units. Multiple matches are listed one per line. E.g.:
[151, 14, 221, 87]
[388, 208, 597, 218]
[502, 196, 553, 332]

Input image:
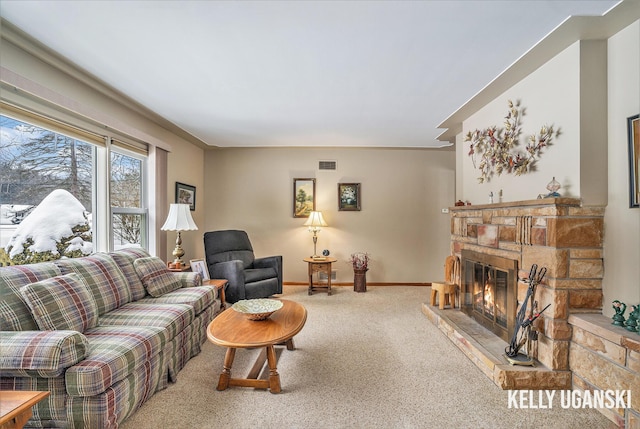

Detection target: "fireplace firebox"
[461, 250, 517, 342]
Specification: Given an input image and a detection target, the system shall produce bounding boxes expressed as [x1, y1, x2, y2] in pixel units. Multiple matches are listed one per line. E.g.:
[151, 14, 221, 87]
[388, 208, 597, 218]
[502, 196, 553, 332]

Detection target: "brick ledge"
[569, 313, 640, 352]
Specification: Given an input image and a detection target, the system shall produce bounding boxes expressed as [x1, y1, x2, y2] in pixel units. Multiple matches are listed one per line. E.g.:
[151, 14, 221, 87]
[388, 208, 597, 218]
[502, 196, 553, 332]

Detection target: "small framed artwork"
[176, 182, 196, 211]
[293, 178, 316, 218]
[338, 183, 361, 211]
[628, 114, 639, 208]
[190, 258, 209, 281]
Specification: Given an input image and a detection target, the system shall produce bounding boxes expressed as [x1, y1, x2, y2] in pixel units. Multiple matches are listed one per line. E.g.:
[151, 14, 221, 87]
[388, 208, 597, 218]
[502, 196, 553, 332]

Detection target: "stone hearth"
[422, 303, 572, 389]
[425, 197, 605, 390]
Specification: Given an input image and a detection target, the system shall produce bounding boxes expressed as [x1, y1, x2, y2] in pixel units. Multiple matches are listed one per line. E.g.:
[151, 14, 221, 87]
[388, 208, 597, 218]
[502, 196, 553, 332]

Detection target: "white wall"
[1, 24, 457, 283]
[603, 20, 640, 315]
[204, 147, 455, 283]
[456, 20, 640, 311]
[460, 42, 583, 204]
[0, 29, 206, 262]
[164, 145, 206, 265]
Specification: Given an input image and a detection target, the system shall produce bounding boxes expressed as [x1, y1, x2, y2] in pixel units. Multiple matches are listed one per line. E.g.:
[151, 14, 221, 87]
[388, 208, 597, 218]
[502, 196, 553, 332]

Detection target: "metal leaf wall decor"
[465, 100, 560, 183]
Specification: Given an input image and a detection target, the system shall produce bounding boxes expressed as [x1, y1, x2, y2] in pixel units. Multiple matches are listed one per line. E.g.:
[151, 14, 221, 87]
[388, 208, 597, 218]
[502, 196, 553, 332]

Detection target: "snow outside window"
[0, 115, 148, 265]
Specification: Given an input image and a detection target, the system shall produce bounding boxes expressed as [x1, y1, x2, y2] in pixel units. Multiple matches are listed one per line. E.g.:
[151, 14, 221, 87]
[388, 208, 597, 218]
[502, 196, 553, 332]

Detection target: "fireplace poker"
[505, 264, 547, 364]
[518, 303, 551, 351]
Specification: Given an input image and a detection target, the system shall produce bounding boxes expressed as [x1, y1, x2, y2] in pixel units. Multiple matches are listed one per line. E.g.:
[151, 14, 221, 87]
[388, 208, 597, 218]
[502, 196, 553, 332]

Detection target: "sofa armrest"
[0, 330, 89, 377]
[174, 271, 202, 288]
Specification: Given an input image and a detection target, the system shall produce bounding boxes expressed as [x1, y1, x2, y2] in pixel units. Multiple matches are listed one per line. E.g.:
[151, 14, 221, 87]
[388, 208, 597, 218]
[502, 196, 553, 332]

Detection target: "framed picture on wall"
[293, 178, 316, 218]
[190, 258, 209, 281]
[628, 114, 639, 208]
[338, 183, 361, 211]
[176, 182, 196, 211]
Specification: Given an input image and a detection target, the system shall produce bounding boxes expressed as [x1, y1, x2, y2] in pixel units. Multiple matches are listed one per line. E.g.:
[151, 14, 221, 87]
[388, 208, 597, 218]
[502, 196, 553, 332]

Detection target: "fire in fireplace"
[461, 250, 517, 342]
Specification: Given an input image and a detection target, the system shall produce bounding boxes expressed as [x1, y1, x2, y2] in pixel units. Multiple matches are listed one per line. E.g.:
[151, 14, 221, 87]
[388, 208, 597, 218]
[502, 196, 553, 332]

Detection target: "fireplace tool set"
[505, 264, 550, 366]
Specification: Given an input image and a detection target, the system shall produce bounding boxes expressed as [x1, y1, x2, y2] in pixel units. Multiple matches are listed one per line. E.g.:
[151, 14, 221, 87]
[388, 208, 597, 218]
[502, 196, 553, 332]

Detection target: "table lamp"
[303, 211, 327, 259]
[161, 203, 198, 265]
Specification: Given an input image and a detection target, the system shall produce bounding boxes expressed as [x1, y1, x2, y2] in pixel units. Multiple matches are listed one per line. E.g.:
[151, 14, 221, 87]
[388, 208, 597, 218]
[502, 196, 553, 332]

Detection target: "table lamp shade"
[303, 211, 327, 228]
[161, 204, 198, 231]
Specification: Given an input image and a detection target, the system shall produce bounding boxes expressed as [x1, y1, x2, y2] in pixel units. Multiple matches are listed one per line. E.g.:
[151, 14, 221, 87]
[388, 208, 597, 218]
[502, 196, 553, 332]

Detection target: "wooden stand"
[202, 279, 228, 309]
[167, 262, 191, 272]
[304, 257, 337, 295]
[430, 282, 457, 309]
[0, 391, 50, 429]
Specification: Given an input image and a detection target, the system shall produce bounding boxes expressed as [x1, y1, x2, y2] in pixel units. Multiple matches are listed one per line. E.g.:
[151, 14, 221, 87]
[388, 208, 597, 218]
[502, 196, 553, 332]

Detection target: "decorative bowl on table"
[231, 299, 283, 321]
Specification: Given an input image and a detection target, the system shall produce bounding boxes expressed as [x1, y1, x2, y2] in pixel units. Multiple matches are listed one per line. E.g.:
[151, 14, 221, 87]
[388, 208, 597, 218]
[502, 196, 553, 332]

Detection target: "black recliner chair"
[203, 230, 283, 303]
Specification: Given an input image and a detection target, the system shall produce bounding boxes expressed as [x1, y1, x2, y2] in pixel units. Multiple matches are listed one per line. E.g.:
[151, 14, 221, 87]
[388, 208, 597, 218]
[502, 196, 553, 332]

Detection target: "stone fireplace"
[423, 197, 605, 389]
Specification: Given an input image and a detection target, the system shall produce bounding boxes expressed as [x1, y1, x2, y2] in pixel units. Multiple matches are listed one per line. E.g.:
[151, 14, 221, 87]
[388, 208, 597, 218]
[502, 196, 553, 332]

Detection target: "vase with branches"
[348, 252, 370, 292]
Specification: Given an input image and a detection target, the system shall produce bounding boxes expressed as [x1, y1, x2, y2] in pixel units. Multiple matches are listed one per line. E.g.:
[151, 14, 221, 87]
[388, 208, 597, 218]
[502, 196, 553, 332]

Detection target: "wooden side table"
[303, 257, 337, 295]
[0, 390, 50, 429]
[203, 279, 228, 310]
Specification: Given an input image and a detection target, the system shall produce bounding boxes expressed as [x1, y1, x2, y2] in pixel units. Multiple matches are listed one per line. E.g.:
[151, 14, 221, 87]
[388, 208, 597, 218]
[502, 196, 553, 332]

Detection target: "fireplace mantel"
[450, 197, 583, 212]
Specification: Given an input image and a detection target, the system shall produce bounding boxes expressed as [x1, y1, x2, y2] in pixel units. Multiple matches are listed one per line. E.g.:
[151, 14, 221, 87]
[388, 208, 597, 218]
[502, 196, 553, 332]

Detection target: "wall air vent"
[318, 270, 337, 283]
[318, 160, 337, 171]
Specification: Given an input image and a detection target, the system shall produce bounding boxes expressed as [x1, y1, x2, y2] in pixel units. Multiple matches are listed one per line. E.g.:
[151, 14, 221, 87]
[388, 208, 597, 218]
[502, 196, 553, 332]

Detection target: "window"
[0, 115, 94, 209]
[0, 113, 148, 264]
[111, 149, 147, 249]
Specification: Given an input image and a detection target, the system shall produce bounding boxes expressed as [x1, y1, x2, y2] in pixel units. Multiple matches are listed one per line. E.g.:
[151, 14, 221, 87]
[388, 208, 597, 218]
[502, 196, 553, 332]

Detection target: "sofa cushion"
[99, 302, 194, 340]
[0, 263, 62, 331]
[66, 325, 168, 397]
[20, 273, 99, 333]
[133, 257, 182, 297]
[109, 247, 152, 301]
[55, 253, 132, 316]
[137, 286, 217, 316]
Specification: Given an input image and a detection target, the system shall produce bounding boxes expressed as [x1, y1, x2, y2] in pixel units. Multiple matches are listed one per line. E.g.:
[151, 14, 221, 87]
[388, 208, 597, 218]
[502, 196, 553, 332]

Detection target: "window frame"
[109, 143, 148, 250]
[0, 106, 151, 257]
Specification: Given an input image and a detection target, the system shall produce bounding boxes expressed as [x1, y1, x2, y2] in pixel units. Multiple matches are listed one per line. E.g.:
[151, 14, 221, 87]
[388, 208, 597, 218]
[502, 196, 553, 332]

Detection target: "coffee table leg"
[217, 348, 236, 391]
[266, 345, 281, 393]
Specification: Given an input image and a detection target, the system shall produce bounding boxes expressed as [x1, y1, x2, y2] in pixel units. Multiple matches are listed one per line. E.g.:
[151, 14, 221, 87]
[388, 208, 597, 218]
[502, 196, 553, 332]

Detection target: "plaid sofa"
[0, 248, 223, 428]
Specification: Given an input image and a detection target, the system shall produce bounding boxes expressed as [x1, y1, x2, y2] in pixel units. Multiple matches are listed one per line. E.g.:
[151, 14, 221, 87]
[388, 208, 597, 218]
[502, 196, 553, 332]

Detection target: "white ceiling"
[0, 1, 621, 149]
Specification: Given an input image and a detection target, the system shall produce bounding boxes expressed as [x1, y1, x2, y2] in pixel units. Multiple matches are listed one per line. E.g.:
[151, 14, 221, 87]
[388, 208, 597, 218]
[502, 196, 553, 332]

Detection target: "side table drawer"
[309, 263, 330, 273]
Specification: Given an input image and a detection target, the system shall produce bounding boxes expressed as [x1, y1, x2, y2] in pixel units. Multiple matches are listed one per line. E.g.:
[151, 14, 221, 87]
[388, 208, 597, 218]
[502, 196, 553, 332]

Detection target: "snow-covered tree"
[5, 189, 92, 264]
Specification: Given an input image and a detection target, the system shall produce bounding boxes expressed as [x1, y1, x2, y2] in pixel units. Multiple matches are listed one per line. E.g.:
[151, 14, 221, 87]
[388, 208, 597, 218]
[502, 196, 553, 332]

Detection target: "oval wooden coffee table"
[207, 299, 307, 393]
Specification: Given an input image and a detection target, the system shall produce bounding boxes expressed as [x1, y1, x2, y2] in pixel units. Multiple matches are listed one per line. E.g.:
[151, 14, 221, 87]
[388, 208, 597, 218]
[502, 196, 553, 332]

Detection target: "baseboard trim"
[283, 282, 430, 287]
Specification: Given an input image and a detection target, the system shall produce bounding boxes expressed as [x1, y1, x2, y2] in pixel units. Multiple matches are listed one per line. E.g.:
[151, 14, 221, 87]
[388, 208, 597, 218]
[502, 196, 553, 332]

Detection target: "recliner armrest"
[253, 255, 283, 294]
[253, 255, 282, 271]
[209, 260, 246, 302]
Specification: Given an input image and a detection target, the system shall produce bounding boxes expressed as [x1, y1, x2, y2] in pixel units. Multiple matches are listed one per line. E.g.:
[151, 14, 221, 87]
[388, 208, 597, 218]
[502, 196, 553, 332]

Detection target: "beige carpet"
[120, 286, 613, 429]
